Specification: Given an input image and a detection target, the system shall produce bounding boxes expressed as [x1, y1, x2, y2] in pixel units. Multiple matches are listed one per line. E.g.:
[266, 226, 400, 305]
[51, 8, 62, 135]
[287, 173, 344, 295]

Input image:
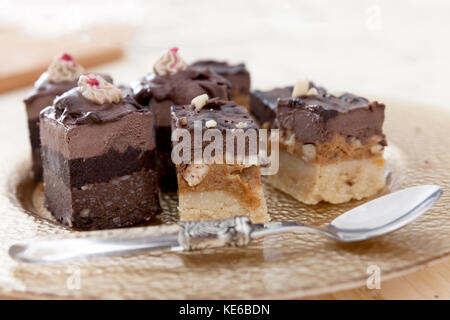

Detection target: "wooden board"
[0, 24, 133, 93]
[310, 258, 450, 300]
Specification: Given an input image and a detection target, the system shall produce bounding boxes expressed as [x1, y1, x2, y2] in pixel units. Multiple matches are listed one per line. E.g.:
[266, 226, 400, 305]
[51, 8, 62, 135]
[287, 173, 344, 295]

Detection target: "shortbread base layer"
[177, 164, 269, 223]
[268, 149, 385, 204]
[178, 190, 269, 223]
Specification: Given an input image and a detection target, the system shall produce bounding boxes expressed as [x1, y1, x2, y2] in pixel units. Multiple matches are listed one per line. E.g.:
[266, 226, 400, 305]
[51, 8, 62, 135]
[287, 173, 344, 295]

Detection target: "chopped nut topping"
[236, 122, 248, 129]
[183, 164, 210, 187]
[179, 117, 188, 126]
[301, 144, 317, 162]
[205, 119, 217, 128]
[191, 94, 209, 111]
[370, 144, 384, 155]
[292, 78, 310, 97]
[306, 88, 318, 96]
[350, 138, 362, 148]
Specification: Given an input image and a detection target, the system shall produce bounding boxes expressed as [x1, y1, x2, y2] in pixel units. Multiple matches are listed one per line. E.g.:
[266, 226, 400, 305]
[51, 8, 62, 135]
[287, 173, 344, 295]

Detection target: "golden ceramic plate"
[0, 94, 449, 299]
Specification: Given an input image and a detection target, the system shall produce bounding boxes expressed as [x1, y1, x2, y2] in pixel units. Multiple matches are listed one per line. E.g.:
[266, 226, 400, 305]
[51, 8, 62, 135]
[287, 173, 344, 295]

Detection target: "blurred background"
[0, 1, 449, 300]
[1, 0, 450, 108]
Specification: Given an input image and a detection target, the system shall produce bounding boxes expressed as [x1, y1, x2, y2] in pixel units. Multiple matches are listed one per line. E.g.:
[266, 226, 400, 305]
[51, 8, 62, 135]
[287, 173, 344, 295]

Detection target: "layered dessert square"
[40, 74, 160, 230]
[171, 97, 269, 223]
[132, 48, 231, 192]
[191, 60, 251, 109]
[23, 53, 111, 181]
[269, 79, 387, 204]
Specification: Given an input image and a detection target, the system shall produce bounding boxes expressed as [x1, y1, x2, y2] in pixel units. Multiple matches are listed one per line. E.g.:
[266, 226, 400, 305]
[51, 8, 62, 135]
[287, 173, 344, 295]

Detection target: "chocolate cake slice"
[132, 48, 231, 192]
[190, 60, 250, 109]
[171, 96, 269, 223]
[269, 79, 387, 204]
[24, 53, 112, 181]
[40, 74, 160, 230]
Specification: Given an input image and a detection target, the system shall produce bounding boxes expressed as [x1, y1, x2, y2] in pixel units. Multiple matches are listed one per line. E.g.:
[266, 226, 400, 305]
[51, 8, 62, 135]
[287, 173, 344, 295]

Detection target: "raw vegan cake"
[39, 74, 160, 230]
[268, 79, 387, 204]
[171, 96, 269, 223]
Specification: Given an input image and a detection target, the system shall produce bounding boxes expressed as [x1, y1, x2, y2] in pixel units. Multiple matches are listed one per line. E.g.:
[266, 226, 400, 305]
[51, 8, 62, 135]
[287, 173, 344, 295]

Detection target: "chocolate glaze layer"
[250, 86, 293, 126]
[190, 60, 250, 94]
[277, 93, 386, 145]
[44, 86, 143, 125]
[172, 98, 257, 131]
[249, 83, 326, 127]
[171, 98, 258, 158]
[132, 68, 231, 127]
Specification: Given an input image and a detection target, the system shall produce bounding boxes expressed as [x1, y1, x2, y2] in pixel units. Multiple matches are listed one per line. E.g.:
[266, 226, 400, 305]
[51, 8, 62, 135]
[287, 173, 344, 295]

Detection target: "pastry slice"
[40, 74, 160, 230]
[171, 97, 269, 223]
[269, 79, 387, 204]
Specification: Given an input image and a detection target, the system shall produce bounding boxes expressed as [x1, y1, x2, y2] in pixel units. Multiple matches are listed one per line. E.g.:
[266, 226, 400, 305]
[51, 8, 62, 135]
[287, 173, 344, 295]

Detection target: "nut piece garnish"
[236, 122, 248, 129]
[183, 164, 210, 187]
[350, 138, 362, 148]
[292, 78, 310, 97]
[205, 119, 217, 128]
[370, 144, 384, 155]
[191, 94, 209, 111]
[179, 117, 188, 126]
[302, 144, 317, 162]
[306, 88, 318, 96]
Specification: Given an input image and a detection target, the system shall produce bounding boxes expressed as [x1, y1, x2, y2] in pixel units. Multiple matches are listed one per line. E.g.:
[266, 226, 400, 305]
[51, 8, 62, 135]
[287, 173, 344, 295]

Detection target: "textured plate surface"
[0, 93, 449, 299]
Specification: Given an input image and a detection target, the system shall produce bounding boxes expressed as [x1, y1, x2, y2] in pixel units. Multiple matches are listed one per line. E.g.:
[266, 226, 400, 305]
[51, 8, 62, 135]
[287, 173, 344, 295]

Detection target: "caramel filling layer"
[177, 164, 264, 211]
[279, 131, 385, 164]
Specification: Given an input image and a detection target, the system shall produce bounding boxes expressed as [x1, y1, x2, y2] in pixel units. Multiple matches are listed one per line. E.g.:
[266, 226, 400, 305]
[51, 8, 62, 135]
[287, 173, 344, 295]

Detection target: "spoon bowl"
[327, 185, 442, 242]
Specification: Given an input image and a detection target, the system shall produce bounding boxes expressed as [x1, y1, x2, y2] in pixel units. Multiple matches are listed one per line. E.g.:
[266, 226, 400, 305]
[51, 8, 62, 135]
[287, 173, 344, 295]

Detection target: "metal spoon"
[9, 185, 442, 263]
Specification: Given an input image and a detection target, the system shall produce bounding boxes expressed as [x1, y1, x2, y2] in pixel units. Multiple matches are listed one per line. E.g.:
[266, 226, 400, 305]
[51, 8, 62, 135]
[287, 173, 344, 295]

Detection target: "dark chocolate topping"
[252, 86, 293, 111]
[41, 86, 144, 125]
[249, 82, 326, 127]
[24, 72, 113, 105]
[132, 68, 231, 107]
[191, 60, 248, 75]
[172, 98, 257, 132]
[276, 92, 386, 144]
[171, 99, 258, 160]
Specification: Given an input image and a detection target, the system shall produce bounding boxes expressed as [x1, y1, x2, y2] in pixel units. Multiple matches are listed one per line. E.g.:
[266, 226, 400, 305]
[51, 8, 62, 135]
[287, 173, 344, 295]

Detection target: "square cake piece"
[133, 48, 231, 192]
[191, 60, 251, 109]
[23, 53, 111, 181]
[40, 74, 161, 230]
[171, 97, 269, 223]
[269, 79, 387, 204]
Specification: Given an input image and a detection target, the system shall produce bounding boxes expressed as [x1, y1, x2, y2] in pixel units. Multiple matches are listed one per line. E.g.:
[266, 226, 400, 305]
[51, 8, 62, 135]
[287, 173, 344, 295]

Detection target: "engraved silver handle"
[177, 216, 254, 251]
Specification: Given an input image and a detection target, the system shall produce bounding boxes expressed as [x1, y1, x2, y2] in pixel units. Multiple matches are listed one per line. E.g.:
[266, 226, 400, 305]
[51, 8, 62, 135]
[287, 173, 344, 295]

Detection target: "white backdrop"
[2, 0, 450, 108]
